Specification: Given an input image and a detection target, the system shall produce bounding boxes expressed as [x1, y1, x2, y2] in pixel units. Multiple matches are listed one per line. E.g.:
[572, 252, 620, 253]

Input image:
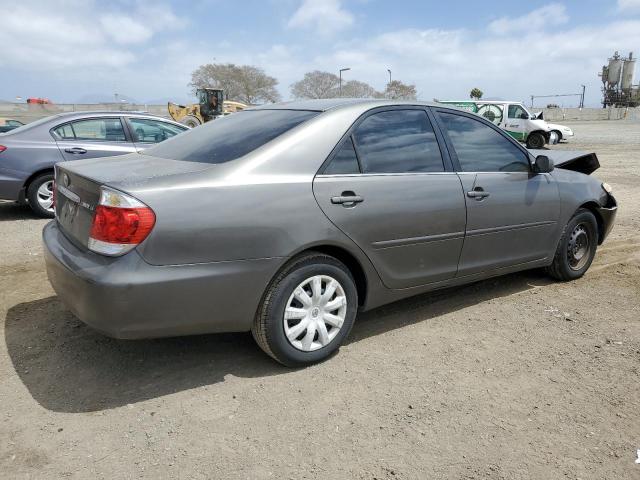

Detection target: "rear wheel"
[27, 173, 55, 218]
[252, 253, 358, 367]
[526, 132, 545, 149]
[546, 209, 598, 281]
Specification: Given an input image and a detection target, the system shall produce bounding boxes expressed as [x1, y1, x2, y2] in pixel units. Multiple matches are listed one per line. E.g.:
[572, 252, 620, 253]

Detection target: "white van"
[438, 100, 558, 149]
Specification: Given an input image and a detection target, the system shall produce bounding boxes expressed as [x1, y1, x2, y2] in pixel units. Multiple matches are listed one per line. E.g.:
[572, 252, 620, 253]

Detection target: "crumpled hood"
[529, 149, 600, 175]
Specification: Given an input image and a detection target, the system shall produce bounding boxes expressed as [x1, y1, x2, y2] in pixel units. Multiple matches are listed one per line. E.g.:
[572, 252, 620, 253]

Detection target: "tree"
[189, 63, 281, 104]
[382, 80, 417, 100]
[290, 71, 340, 99]
[470, 88, 483, 100]
[340, 80, 378, 98]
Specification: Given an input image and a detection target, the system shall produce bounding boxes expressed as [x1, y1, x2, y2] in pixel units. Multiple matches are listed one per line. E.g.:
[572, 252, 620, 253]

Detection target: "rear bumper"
[43, 221, 283, 339]
[0, 166, 26, 201]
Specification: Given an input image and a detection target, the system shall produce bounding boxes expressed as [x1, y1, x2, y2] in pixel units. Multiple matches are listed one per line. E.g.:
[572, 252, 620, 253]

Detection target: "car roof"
[249, 98, 441, 112]
[46, 111, 171, 120]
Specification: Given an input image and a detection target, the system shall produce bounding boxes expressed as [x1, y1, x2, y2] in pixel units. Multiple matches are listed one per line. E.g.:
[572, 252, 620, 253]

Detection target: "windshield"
[144, 109, 319, 164]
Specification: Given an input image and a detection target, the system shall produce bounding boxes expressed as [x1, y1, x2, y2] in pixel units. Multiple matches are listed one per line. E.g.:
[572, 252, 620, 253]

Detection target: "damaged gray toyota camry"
[43, 99, 617, 366]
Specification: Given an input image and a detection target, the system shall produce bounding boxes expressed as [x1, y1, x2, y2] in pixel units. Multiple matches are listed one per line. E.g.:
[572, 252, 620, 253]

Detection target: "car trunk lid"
[54, 153, 212, 249]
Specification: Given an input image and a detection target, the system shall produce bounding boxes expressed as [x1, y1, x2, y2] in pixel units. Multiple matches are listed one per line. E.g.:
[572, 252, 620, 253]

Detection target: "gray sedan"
[0, 111, 187, 217]
[43, 99, 617, 366]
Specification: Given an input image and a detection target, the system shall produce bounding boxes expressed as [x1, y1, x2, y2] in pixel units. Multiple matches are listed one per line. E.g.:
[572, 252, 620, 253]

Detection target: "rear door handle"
[331, 193, 364, 205]
[64, 147, 87, 154]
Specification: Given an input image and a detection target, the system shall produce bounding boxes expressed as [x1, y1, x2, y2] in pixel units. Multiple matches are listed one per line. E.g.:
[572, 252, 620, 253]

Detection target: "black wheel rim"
[567, 223, 591, 271]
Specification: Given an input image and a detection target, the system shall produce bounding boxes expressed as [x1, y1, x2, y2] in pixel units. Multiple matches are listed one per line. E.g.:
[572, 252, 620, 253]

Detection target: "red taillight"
[90, 205, 155, 244]
[0, 145, 6, 153]
[88, 187, 155, 256]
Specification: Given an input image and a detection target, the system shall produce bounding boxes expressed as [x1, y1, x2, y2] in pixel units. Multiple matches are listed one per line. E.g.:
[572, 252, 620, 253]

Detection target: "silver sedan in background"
[43, 99, 617, 366]
[0, 111, 188, 217]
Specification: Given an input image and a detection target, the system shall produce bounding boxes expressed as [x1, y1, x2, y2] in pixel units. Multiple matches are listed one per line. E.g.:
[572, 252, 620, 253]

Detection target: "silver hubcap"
[283, 275, 347, 352]
[567, 224, 590, 271]
[37, 180, 54, 212]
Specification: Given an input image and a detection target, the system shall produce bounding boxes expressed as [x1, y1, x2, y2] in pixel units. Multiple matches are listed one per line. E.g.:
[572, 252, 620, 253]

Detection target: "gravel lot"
[1, 120, 639, 479]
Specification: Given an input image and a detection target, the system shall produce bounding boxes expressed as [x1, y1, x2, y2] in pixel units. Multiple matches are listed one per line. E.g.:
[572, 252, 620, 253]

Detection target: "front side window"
[57, 118, 126, 142]
[145, 109, 318, 164]
[508, 104, 527, 119]
[438, 112, 530, 172]
[352, 110, 444, 174]
[130, 118, 186, 143]
[323, 136, 360, 175]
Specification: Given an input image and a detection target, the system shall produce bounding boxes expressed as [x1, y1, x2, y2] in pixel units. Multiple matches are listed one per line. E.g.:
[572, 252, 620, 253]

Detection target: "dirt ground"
[1, 120, 639, 480]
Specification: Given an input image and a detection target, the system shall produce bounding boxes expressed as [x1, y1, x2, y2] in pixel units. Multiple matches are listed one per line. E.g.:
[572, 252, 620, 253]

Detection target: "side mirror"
[534, 155, 554, 173]
[520, 113, 529, 119]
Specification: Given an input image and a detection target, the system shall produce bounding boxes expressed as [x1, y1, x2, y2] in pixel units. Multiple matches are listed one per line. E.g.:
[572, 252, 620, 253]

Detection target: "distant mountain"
[145, 96, 194, 105]
[74, 93, 140, 104]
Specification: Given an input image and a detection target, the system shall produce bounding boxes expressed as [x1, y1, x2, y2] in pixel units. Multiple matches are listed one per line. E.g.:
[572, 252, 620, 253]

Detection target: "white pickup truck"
[439, 100, 559, 149]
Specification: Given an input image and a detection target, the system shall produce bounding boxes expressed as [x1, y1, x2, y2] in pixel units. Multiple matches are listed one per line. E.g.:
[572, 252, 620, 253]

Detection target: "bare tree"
[189, 63, 281, 104]
[382, 80, 417, 100]
[290, 71, 339, 99]
[341, 80, 378, 98]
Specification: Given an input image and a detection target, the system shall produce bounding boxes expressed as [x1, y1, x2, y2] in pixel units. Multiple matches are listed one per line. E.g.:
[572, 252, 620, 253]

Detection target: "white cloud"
[287, 0, 354, 36]
[0, 0, 186, 70]
[489, 3, 568, 35]
[100, 15, 154, 45]
[618, 0, 640, 11]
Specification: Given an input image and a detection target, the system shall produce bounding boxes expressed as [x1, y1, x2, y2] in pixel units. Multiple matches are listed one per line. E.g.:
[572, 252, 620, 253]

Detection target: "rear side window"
[145, 110, 318, 164]
[352, 110, 444, 174]
[323, 137, 360, 175]
[53, 118, 126, 142]
[437, 112, 530, 172]
[53, 124, 74, 139]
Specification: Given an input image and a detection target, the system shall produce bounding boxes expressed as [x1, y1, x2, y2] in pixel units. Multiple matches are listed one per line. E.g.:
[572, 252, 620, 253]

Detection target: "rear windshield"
[143, 109, 319, 164]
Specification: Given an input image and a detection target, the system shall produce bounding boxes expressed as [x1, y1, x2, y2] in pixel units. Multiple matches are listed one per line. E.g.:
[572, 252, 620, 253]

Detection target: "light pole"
[387, 69, 392, 84]
[580, 84, 586, 109]
[339, 68, 350, 96]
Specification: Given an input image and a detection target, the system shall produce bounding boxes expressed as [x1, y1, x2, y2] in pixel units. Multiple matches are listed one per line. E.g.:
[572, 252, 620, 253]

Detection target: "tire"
[252, 252, 358, 367]
[552, 130, 562, 142]
[180, 116, 201, 128]
[26, 172, 55, 218]
[546, 209, 598, 281]
[526, 132, 545, 149]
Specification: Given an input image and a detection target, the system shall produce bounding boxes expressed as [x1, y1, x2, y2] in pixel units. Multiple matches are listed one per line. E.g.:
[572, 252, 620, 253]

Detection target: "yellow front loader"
[167, 88, 247, 128]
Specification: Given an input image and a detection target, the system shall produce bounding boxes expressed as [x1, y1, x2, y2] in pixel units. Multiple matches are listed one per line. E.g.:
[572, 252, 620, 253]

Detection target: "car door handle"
[467, 189, 490, 199]
[64, 147, 87, 154]
[331, 193, 364, 205]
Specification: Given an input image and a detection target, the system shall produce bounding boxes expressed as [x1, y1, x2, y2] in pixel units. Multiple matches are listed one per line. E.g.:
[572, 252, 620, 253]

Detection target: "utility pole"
[339, 68, 350, 96]
[580, 85, 586, 108]
[387, 69, 392, 84]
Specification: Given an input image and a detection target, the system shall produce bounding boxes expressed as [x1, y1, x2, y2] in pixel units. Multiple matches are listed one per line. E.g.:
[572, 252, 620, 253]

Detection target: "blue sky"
[1, 0, 639, 106]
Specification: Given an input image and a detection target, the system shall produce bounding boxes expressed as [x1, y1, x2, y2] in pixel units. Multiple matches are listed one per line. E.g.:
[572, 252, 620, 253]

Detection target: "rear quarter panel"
[0, 138, 64, 200]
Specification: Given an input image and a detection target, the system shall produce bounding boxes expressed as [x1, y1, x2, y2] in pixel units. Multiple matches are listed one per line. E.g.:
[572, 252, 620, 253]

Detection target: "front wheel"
[526, 132, 546, 149]
[552, 130, 562, 142]
[546, 209, 598, 281]
[27, 173, 55, 218]
[180, 115, 201, 128]
[252, 253, 358, 367]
